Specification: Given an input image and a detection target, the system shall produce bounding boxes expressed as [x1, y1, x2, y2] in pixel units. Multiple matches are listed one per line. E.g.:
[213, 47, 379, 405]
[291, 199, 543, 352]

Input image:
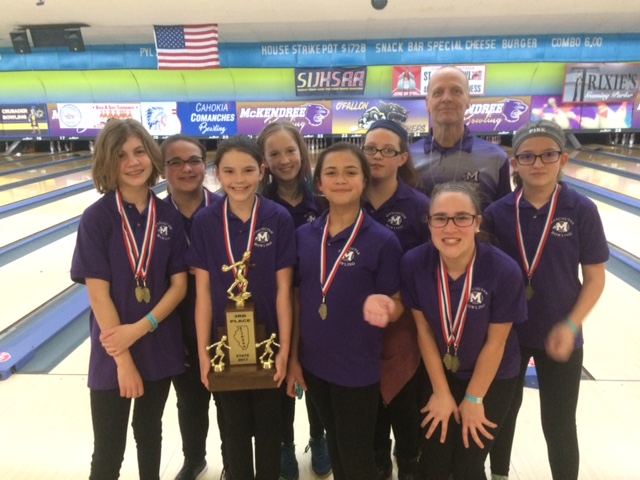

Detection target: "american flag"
[153, 25, 220, 70]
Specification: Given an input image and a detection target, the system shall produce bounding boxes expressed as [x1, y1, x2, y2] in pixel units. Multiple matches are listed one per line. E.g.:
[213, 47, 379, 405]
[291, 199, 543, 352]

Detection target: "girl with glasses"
[362, 119, 430, 480]
[485, 120, 609, 480]
[394, 181, 527, 479]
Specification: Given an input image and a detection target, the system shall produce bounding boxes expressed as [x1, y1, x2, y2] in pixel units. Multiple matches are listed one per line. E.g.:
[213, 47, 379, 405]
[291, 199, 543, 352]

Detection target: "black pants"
[172, 336, 228, 469]
[281, 389, 325, 444]
[374, 365, 422, 473]
[89, 377, 172, 480]
[304, 369, 379, 480]
[416, 373, 516, 480]
[490, 347, 583, 480]
[217, 388, 281, 480]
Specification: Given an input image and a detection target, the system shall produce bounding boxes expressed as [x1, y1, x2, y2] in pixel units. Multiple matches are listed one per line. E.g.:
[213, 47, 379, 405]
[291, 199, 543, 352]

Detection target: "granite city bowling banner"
[464, 96, 531, 133]
[0, 104, 48, 138]
[530, 95, 632, 130]
[562, 63, 640, 104]
[236, 101, 332, 136]
[392, 65, 486, 97]
[47, 103, 141, 138]
[331, 99, 428, 136]
[178, 102, 237, 138]
[295, 67, 367, 97]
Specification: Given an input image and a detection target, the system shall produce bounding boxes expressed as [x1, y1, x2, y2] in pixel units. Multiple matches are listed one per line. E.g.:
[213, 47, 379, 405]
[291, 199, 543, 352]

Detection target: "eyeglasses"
[514, 151, 562, 166]
[165, 157, 205, 170]
[361, 146, 402, 158]
[427, 214, 478, 228]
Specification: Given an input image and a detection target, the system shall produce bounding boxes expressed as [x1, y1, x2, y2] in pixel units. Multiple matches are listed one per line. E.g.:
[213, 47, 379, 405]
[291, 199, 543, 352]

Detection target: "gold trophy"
[207, 251, 279, 392]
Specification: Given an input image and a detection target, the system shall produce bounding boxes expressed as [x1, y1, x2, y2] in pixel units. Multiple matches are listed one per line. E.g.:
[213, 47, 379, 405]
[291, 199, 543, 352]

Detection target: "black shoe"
[174, 459, 207, 480]
[377, 463, 392, 480]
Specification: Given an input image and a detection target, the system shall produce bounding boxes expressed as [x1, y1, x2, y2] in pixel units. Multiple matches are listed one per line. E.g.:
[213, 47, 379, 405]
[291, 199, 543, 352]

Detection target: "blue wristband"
[464, 393, 483, 404]
[565, 317, 579, 335]
[145, 313, 158, 332]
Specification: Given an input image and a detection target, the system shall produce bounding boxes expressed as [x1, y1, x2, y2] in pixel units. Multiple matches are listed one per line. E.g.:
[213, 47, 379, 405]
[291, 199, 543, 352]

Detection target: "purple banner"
[531, 95, 632, 131]
[464, 96, 531, 133]
[530, 96, 582, 131]
[633, 94, 640, 129]
[236, 101, 332, 136]
[0, 104, 48, 139]
[332, 99, 429, 136]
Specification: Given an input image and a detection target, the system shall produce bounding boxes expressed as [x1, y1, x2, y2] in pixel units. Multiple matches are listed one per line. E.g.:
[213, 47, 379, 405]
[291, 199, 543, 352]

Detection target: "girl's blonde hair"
[92, 119, 163, 193]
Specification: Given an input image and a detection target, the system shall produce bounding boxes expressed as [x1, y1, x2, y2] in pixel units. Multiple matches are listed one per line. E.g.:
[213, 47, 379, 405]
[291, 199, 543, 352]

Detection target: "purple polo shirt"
[264, 186, 326, 229]
[401, 241, 527, 380]
[483, 182, 609, 350]
[409, 127, 511, 209]
[364, 180, 431, 252]
[186, 194, 296, 342]
[295, 211, 403, 387]
[165, 188, 221, 340]
[71, 190, 188, 390]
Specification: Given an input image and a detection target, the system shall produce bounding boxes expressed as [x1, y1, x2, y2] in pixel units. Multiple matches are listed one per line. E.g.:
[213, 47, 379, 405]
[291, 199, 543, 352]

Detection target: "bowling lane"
[0, 156, 92, 187]
[0, 189, 101, 247]
[581, 144, 640, 159]
[0, 235, 76, 333]
[0, 152, 82, 173]
[563, 162, 640, 200]
[0, 170, 92, 207]
[568, 149, 640, 176]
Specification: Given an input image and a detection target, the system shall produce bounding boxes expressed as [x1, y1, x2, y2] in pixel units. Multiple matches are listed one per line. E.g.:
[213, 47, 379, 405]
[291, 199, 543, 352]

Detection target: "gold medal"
[526, 284, 535, 301]
[318, 302, 327, 320]
[135, 286, 144, 303]
[142, 287, 151, 303]
[451, 355, 461, 373]
[443, 353, 453, 371]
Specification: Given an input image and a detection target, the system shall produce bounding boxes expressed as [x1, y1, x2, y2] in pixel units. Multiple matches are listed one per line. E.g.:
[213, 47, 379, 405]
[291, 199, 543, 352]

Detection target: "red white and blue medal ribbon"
[515, 184, 561, 299]
[318, 210, 365, 320]
[437, 249, 476, 371]
[115, 188, 157, 302]
[222, 195, 260, 289]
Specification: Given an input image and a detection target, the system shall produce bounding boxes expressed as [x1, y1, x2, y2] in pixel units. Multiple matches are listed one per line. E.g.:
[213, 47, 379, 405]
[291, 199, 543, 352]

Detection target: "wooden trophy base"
[207, 363, 277, 392]
[208, 324, 278, 392]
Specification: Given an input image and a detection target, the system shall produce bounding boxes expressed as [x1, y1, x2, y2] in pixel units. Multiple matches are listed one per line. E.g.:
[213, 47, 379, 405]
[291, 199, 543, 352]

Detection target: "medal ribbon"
[115, 189, 157, 285]
[320, 210, 364, 299]
[222, 195, 260, 290]
[515, 184, 561, 285]
[437, 249, 476, 350]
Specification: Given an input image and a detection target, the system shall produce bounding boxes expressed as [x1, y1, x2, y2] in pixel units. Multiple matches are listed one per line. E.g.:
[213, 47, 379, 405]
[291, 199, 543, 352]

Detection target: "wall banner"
[236, 101, 332, 136]
[47, 103, 141, 138]
[332, 99, 428, 136]
[0, 105, 48, 139]
[563, 63, 640, 103]
[464, 97, 531, 133]
[295, 67, 367, 97]
[393, 65, 486, 97]
[177, 102, 237, 138]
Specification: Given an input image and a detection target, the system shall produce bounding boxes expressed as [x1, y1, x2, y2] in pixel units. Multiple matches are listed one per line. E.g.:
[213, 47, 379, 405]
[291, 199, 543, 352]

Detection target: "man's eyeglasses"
[514, 151, 562, 166]
[361, 146, 402, 158]
[427, 214, 478, 228]
[165, 157, 205, 170]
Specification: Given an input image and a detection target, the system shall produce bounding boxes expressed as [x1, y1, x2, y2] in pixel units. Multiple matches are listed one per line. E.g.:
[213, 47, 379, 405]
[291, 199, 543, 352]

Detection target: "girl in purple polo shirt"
[70, 119, 188, 479]
[257, 122, 331, 480]
[287, 142, 404, 480]
[485, 120, 608, 480]
[362, 119, 430, 480]
[400, 182, 527, 480]
[186, 136, 296, 480]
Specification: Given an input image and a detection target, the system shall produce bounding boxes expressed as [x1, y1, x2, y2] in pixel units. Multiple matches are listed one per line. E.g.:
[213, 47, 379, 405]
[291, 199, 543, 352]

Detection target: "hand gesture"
[363, 294, 396, 328]
[420, 391, 460, 443]
[459, 400, 497, 448]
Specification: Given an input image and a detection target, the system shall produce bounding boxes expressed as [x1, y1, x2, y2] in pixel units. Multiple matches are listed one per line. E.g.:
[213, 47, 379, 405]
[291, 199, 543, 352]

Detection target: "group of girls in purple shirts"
[72, 116, 607, 480]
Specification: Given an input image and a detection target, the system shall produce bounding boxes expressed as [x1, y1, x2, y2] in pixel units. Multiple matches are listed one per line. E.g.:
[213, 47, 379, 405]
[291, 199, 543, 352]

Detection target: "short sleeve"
[70, 206, 112, 284]
[577, 199, 609, 265]
[185, 210, 210, 271]
[375, 234, 403, 295]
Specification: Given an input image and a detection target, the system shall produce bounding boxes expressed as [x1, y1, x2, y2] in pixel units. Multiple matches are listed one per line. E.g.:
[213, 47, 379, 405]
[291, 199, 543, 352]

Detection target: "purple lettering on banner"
[236, 101, 332, 136]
